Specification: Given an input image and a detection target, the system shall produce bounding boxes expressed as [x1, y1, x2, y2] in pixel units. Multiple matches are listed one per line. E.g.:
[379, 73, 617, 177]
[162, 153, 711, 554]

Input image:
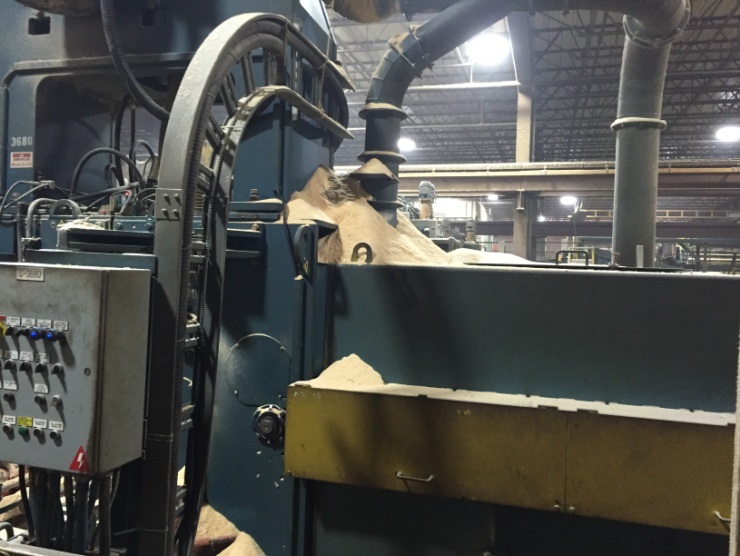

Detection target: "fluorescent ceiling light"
[398, 137, 417, 152]
[537, 214, 546, 222]
[487, 193, 499, 201]
[716, 126, 740, 142]
[560, 196, 578, 206]
[466, 33, 511, 66]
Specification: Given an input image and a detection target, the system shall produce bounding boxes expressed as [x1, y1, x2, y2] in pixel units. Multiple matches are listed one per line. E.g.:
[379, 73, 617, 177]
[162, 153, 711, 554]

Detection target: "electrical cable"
[18, 467, 35, 541]
[112, 95, 131, 184]
[129, 139, 156, 161]
[72, 478, 88, 554]
[99, 0, 170, 122]
[70, 147, 144, 195]
[63, 475, 74, 552]
[98, 475, 112, 556]
[74, 184, 138, 210]
[0, 180, 38, 220]
[128, 105, 137, 183]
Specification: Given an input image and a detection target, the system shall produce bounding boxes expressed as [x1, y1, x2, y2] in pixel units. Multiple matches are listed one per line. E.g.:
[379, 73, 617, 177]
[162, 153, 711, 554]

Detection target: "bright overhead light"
[487, 193, 499, 201]
[466, 32, 511, 67]
[560, 196, 578, 206]
[537, 214, 546, 222]
[716, 126, 740, 142]
[398, 137, 417, 152]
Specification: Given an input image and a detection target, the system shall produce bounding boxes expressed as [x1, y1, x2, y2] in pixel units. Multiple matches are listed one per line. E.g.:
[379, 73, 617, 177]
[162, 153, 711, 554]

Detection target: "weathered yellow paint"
[567, 412, 733, 534]
[285, 384, 734, 535]
[285, 385, 568, 511]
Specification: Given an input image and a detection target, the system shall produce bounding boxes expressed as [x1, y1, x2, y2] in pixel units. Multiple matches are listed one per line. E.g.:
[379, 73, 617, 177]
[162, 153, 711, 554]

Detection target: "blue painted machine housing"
[0, 0, 337, 240]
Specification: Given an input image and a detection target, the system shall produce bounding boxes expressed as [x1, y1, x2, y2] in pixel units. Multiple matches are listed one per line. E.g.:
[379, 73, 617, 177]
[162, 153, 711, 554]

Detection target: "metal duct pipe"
[357, 0, 690, 266]
[358, 0, 516, 223]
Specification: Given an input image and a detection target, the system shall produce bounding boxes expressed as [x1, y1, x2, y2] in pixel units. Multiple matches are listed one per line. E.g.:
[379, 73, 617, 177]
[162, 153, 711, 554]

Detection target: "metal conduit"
[353, 0, 690, 267]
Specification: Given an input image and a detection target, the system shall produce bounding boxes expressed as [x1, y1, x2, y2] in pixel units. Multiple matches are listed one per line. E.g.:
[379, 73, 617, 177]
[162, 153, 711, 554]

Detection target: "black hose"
[99, 475, 112, 556]
[0, 180, 39, 219]
[129, 139, 157, 162]
[18, 467, 34, 541]
[73, 478, 89, 554]
[128, 106, 137, 183]
[112, 95, 131, 184]
[73, 183, 138, 204]
[0, 522, 13, 540]
[63, 476, 75, 552]
[99, 0, 170, 122]
[69, 147, 144, 195]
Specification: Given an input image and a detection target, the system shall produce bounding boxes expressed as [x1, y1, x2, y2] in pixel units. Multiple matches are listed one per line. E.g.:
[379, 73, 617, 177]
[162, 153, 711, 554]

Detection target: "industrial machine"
[0, 0, 737, 555]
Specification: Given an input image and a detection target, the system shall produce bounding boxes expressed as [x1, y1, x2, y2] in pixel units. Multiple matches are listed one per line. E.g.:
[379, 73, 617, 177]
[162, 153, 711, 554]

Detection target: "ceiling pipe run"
[343, 0, 690, 267]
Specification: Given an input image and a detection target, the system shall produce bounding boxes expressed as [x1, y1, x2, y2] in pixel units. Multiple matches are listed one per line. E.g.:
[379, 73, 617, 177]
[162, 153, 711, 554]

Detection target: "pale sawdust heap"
[285, 166, 450, 265]
[307, 354, 385, 387]
[447, 248, 532, 265]
[194, 504, 265, 555]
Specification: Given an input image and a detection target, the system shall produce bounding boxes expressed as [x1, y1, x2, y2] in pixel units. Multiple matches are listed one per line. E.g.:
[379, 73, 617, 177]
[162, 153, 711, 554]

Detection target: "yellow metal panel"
[285, 386, 567, 511]
[567, 412, 733, 534]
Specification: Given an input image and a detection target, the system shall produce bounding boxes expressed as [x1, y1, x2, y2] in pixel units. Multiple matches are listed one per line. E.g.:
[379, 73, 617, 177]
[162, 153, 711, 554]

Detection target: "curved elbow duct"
[355, 0, 690, 267]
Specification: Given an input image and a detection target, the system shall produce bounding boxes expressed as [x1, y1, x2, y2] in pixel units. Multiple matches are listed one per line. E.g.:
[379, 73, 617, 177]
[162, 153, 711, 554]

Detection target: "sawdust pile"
[193, 504, 265, 555]
[307, 354, 385, 387]
[447, 248, 531, 265]
[285, 166, 528, 266]
[219, 532, 265, 556]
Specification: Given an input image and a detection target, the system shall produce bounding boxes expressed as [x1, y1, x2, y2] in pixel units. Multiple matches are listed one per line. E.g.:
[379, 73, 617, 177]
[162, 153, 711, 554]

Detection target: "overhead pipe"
[357, 0, 517, 224]
[353, 0, 690, 267]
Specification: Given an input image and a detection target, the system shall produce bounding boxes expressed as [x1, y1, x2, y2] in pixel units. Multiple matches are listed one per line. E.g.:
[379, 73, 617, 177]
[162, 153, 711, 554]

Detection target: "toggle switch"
[35, 364, 47, 373]
[3, 393, 14, 402]
[28, 328, 43, 341]
[19, 362, 32, 372]
[3, 360, 16, 371]
[34, 394, 46, 405]
[45, 330, 66, 343]
[51, 364, 63, 375]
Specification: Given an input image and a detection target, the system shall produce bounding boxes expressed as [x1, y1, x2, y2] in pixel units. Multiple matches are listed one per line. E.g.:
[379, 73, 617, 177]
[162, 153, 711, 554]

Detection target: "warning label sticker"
[10, 152, 32, 169]
[17, 416, 32, 427]
[70, 446, 91, 474]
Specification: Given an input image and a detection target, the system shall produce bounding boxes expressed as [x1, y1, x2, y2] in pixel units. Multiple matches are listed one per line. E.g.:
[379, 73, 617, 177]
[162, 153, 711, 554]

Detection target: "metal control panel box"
[0, 263, 151, 475]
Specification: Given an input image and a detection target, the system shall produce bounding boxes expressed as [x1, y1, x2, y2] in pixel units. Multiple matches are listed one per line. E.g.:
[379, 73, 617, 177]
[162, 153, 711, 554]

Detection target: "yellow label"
[17, 417, 32, 427]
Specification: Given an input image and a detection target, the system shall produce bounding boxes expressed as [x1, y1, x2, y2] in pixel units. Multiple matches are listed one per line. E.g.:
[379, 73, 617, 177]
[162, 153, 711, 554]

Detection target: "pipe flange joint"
[358, 150, 407, 165]
[358, 102, 408, 121]
[611, 117, 667, 132]
[623, 0, 691, 49]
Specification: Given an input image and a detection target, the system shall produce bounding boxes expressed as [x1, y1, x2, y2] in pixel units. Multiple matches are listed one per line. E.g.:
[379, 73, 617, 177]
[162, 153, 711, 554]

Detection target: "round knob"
[45, 330, 65, 342]
[14, 328, 27, 337]
[51, 364, 64, 375]
[3, 360, 16, 371]
[49, 430, 60, 440]
[2, 424, 12, 434]
[17, 426, 28, 437]
[251, 404, 286, 445]
[51, 395, 62, 407]
[19, 362, 32, 372]
[33, 428, 43, 438]
[3, 393, 14, 402]
[35, 364, 47, 373]
[34, 394, 46, 405]
[28, 328, 43, 341]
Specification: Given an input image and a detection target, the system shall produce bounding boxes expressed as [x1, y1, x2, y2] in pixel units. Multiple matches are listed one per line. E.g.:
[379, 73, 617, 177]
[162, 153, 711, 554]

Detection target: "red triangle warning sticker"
[69, 446, 91, 474]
